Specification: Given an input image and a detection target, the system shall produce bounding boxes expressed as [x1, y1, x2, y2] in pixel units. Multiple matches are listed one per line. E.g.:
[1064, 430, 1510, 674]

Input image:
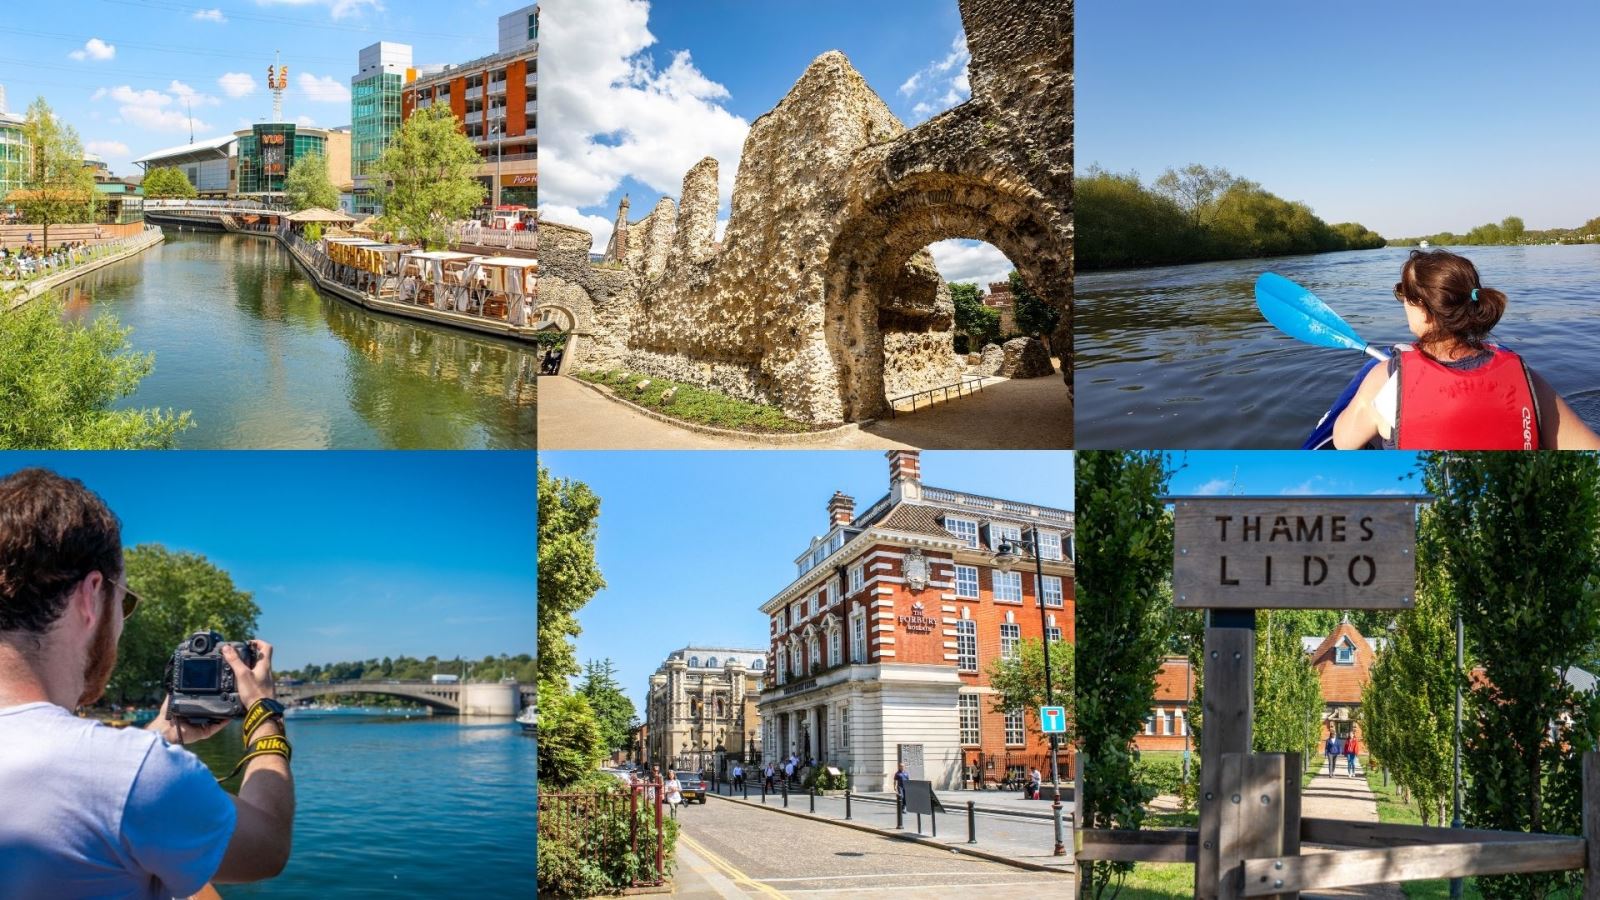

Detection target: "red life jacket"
[1395, 346, 1541, 450]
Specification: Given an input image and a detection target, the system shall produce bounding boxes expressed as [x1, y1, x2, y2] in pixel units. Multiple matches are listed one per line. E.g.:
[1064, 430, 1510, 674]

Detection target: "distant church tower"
[603, 194, 631, 263]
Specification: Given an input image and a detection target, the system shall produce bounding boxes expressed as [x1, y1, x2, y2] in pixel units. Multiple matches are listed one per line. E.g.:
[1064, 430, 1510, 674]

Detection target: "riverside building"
[758, 451, 1074, 791]
[645, 646, 765, 776]
[0, 86, 29, 212]
[234, 124, 351, 202]
[401, 5, 537, 208]
[350, 41, 413, 214]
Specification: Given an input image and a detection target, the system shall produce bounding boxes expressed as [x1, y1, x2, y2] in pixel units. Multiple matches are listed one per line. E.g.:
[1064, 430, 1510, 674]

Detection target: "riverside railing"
[0, 226, 163, 284]
[448, 225, 538, 251]
[537, 782, 667, 888]
[887, 375, 989, 418]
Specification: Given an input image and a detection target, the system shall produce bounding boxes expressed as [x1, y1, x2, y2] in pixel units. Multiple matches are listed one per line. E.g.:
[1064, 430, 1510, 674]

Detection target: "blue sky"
[1166, 451, 1423, 497]
[1078, 2, 1600, 237]
[542, 450, 1073, 709]
[0, 452, 536, 671]
[0, 0, 523, 178]
[538, 0, 1018, 291]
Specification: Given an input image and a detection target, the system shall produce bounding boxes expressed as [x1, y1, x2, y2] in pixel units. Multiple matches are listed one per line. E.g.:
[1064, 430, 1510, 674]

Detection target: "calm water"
[54, 231, 537, 448]
[1075, 244, 1600, 448]
[184, 713, 535, 898]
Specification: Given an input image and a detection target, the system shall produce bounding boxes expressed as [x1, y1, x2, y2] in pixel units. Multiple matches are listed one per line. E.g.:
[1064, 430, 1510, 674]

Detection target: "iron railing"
[537, 782, 667, 887]
[887, 376, 988, 418]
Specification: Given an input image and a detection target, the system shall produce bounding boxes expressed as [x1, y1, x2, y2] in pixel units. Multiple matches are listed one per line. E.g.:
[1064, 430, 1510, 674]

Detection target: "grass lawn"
[575, 369, 820, 434]
[1365, 768, 1484, 900]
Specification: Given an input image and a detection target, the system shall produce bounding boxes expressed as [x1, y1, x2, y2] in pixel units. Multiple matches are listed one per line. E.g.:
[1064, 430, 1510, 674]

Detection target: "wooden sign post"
[1174, 496, 1422, 899]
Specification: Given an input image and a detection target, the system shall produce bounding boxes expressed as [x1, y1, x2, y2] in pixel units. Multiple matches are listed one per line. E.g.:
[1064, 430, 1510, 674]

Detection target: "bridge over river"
[279, 679, 532, 716]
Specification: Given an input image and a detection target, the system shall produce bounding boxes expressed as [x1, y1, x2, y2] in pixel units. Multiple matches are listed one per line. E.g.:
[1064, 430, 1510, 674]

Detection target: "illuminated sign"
[260, 133, 286, 145]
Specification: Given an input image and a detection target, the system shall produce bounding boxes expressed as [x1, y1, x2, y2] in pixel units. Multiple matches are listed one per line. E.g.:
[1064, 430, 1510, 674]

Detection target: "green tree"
[986, 637, 1074, 766]
[139, 166, 197, 200]
[0, 295, 191, 449]
[1427, 452, 1600, 899]
[108, 544, 262, 705]
[282, 151, 340, 212]
[1074, 450, 1175, 900]
[13, 97, 97, 249]
[579, 658, 637, 754]
[537, 466, 606, 686]
[537, 679, 607, 787]
[1008, 269, 1060, 338]
[1361, 501, 1456, 826]
[950, 281, 1001, 348]
[1500, 216, 1526, 244]
[1252, 610, 1324, 760]
[1152, 163, 1240, 229]
[371, 105, 485, 249]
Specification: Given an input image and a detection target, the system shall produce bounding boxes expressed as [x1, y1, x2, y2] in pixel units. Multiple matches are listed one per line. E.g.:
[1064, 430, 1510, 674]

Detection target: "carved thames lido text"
[1171, 497, 1420, 610]
[538, 0, 1071, 424]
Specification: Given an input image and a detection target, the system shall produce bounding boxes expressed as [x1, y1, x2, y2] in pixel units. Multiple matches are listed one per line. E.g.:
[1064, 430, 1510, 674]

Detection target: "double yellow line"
[678, 831, 788, 899]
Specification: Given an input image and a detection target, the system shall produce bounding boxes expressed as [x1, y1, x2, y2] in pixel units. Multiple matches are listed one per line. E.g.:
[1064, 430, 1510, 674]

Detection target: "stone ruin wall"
[538, 220, 634, 371]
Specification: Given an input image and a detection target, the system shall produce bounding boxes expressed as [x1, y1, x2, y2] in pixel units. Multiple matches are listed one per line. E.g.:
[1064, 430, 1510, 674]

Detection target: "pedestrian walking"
[1029, 767, 1042, 800]
[732, 762, 744, 791]
[1345, 734, 1361, 776]
[894, 763, 909, 808]
[764, 762, 775, 792]
[664, 770, 683, 820]
[1324, 734, 1339, 776]
[784, 757, 796, 786]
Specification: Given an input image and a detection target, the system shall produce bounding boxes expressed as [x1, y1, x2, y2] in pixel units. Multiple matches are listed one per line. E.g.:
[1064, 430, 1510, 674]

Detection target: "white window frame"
[1040, 574, 1064, 608]
[808, 634, 821, 670]
[827, 582, 838, 607]
[1046, 625, 1062, 643]
[790, 642, 801, 676]
[1004, 708, 1025, 746]
[946, 517, 979, 549]
[1038, 531, 1063, 561]
[991, 523, 1023, 552]
[851, 610, 867, 664]
[841, 703, 850, 747]
[1144, 713, 1156, 735]
[809, 593, 819, 617]
[1000, 622, 1021, 661]
[828, 628, 841, 667]
[776, 651, 786, 684]
[995, 570, 1023, 603]
[849, 564, 863, 593]
[954, 565, 980, 599]
[959, 694, 981, 746]
[1336, 638, 1355, 665]
[956, 620, 978, 672]
[1163, 710, 1175, 736]
[791, 601, 803, 626]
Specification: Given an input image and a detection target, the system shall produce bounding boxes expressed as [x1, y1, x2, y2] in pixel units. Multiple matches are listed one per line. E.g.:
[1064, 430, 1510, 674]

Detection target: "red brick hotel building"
[758, 451, 1074, 791]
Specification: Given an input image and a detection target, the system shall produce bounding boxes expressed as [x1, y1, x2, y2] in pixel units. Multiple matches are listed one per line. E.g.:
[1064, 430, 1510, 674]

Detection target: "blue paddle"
[1255, 272, 1390, 362]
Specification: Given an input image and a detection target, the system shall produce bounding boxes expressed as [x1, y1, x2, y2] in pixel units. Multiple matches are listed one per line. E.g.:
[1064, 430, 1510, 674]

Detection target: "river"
[1074, 244, 1600, 448]
[53, 231, 537, 449]
[181, 711, 535, 898]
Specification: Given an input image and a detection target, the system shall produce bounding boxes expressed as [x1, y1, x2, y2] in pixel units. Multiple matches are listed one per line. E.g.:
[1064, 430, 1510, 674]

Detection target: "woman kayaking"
[1331, 249, 1600, 450]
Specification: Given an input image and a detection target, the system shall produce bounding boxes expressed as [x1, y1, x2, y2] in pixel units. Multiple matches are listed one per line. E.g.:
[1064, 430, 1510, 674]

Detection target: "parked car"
[676, 772, 709, 804]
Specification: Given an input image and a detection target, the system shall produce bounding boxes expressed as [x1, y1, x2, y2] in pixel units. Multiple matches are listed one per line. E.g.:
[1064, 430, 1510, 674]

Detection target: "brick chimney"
[887, 450, 922, 503]
[828, 491, 855, 527]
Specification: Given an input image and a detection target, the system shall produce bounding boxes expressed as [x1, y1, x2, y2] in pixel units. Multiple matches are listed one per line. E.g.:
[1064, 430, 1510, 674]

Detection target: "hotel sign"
[898, 601, 937, 634]
[1171, 496, 1419, 610]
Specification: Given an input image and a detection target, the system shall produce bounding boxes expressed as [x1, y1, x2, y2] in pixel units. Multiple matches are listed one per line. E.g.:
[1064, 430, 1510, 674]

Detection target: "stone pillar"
[673, 156, 719, 264]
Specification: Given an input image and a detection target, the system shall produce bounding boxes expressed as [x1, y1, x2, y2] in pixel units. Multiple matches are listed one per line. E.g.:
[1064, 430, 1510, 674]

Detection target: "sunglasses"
[111, 577, 142, 620]
[1393, 282, 1408, 303]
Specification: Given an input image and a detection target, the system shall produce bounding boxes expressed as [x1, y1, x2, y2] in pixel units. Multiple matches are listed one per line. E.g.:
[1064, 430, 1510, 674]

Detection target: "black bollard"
[845, 788, 852, 820]
[761, 781, 767, 804]
[897, 797, 904, 830]
[967, 801, 976, 844]
[782, 782, 789, 808]
[810, 788, 816, 813]
[931, 807, 937, 838]
[743, 777, 749, 800]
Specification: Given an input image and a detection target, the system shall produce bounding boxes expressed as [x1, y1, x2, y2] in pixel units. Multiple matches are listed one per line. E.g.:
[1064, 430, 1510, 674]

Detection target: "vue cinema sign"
[1171, 496, 1422, 610]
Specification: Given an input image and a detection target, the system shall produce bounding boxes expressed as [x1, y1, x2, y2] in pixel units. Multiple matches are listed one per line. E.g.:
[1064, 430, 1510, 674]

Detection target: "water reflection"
[54, 231, 536, 448]
[1076, 244, 1600, 448]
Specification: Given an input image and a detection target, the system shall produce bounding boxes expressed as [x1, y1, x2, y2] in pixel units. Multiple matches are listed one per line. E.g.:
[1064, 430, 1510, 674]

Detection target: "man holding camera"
[0, 468, 295, 898]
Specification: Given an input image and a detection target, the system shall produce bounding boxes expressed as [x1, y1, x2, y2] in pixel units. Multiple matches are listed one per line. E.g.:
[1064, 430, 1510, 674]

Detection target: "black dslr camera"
[165, 630, 256, 722]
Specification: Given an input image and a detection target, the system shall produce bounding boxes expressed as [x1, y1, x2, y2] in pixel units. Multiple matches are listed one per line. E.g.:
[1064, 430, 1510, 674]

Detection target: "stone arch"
[535, 303, 577, 333]
[825, 170, 1056, 421]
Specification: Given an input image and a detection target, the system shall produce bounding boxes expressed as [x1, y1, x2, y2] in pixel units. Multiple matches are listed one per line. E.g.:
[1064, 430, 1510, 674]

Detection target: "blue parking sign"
[1040, 705, 1067, 734]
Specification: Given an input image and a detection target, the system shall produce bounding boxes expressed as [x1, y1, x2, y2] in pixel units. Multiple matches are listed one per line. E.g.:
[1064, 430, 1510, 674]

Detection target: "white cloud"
[295, 114, 317, 127]
[538, 203, 617, 257]
[714, 218, 728, 243]
[218, 72, 257, 98]
[92, 84, 213, 134]
[296, 72, 351, 104]
[899, 32, 970, 123]
[192, 8, 226, 22]
[928, 239, 1013, 291]
[537, 0, 750, 227]
[1193, 477, 1233, 496]
[85, 139, 129, 157]
[168, 80, 221, 108]
[1281, 476, 1339, 496]
[253, 0, 382, 21]
[69, 38, 115, 61]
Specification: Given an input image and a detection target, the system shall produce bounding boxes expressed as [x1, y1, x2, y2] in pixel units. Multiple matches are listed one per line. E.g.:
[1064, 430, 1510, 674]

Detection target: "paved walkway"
[536, 369, 1072, 450]
[1299, 766, 1405, 900]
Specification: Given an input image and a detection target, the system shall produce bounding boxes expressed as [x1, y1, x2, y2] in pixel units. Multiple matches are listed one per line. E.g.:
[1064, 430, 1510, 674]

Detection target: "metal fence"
[537, 782, 667, 888]
[448, 225, 539, 250]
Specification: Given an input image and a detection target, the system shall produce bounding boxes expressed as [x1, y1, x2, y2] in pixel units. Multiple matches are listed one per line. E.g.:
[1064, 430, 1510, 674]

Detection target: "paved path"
[1298, 766, 1405, 900]
[536, 370, 1072, 450]
[671, 794, 1069, 898]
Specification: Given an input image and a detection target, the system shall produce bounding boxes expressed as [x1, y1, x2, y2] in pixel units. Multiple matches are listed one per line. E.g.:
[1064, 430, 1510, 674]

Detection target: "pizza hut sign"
[898, 601, 938, 635]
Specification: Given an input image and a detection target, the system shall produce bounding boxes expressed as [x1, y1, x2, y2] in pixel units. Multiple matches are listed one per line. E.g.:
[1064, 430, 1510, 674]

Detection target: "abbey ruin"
[538, 0, 1071, 425]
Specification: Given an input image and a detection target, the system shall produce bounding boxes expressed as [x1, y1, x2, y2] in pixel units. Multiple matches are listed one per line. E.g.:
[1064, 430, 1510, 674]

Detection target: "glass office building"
[350, 42, 412, 214]
[236, 124, 347, 199]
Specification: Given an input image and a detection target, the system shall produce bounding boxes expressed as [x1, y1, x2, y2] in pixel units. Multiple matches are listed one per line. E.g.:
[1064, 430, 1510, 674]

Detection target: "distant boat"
[1419, 240, 1430, 248]
[516, 707, 536, 734]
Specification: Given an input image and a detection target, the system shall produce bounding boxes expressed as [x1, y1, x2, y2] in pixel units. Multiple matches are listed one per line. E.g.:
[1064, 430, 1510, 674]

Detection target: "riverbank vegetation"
[283, 151, 341, 212]
[274, 653, 538, 684]
[576, 369, 819, 433]
[1389, 214, 1600, 247]
[12, 97, 98, 249]
[1076, 164, 1386, 271]
[0, 293, 192, 449]
[371, 105, 486, 249]
[140, 166, 198, 200]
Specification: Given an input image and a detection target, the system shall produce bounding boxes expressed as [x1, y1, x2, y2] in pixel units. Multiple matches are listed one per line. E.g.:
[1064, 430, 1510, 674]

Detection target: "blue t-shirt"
[0, 702, 237, 900]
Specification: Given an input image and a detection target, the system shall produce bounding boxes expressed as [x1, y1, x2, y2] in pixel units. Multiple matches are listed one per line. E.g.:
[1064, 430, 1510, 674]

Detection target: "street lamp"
[994, 526, 1066, 857]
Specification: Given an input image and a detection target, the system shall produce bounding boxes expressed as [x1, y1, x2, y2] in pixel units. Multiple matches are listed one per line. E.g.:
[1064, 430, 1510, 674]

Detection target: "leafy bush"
[536, 837, 610, 898]
[537, 782, 680, 898]
[1132, 754, 1186, 798]
[574, 369, 818, 434]
[804, 768, 849, 791]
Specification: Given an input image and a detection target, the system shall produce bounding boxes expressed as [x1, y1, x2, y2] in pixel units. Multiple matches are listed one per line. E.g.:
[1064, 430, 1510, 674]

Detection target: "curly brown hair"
[1396, 249, 1506, 352]
[0, 468, 122, 635]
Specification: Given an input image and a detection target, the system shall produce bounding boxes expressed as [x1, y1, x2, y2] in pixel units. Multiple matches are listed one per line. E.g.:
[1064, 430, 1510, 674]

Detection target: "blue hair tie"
[1470, 288, 1480, 303]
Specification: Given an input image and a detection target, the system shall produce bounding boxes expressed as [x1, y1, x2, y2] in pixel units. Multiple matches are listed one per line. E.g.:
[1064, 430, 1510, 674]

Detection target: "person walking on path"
[1345, 734, 1361, 776]
[1325, 734, 1340, 776]
[731, 762, 743, 791]
[1029, 767, 1043, 800]
[894, 764, 909, 809]
[664, 770, 683, 820]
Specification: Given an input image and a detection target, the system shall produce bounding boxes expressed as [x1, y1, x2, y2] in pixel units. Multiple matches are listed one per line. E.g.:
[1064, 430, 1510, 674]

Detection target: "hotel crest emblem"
[903, 548, 930, 591]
